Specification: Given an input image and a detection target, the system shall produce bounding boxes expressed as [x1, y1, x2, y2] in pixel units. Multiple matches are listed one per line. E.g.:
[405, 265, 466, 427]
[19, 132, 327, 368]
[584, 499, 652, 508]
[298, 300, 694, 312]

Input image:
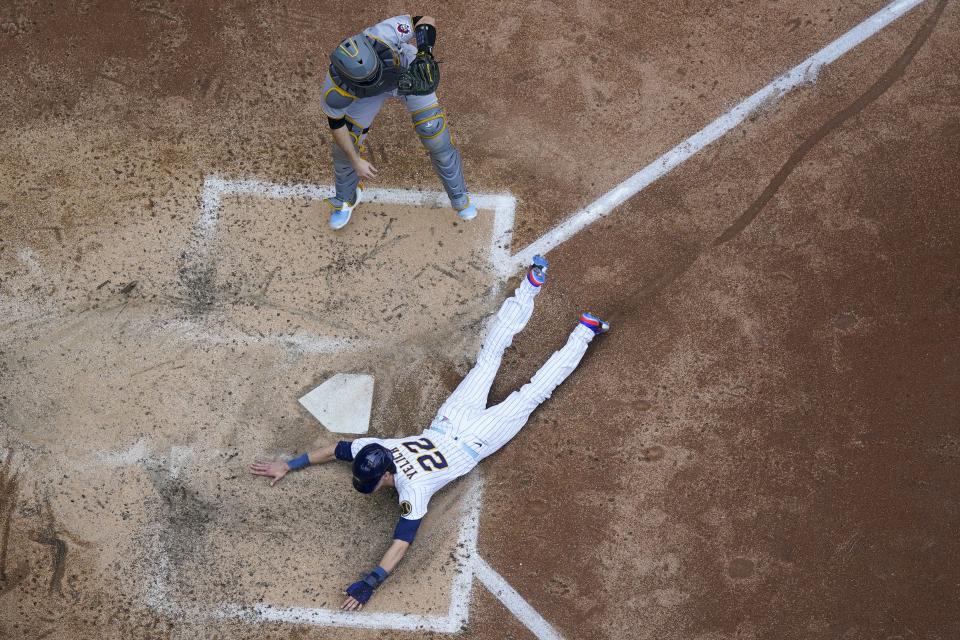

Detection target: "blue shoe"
[327, 187, 362, 230]
[527, 254, 548, 287]
[579, 311, 610, 334]
[455, 201, 477, 221]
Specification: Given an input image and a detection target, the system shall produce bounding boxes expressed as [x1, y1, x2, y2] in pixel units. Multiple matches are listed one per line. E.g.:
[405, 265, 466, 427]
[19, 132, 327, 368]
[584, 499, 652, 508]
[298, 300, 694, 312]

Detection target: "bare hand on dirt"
[341, 594, 363, 611]
[248, 459, 289, 486]
[352, 158, 378, 180]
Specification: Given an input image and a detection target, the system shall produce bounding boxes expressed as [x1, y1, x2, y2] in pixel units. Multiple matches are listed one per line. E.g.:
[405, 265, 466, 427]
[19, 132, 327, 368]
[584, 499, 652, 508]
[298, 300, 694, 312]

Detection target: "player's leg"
[326, 94, 388, 228]
[468, 312, 610, 459]
[437, 257, 549, 422]
[403, 93, 475, 220]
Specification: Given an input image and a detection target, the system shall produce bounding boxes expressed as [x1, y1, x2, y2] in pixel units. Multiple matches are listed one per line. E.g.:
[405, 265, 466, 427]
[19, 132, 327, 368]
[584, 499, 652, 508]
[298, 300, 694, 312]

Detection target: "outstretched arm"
[341, 538, 411, 611]
[340, 515, 421, 610]
[248, 442, 339, 486]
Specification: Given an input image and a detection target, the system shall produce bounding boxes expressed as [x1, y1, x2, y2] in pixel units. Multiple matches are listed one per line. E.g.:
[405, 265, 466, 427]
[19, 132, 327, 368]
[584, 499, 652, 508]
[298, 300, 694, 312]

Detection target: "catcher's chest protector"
[330, 37, 402, 98]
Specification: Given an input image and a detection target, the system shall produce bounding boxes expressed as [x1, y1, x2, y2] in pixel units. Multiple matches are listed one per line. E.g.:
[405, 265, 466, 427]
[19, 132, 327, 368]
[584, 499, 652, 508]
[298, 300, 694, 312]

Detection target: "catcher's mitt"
[398, 52, 440, 96]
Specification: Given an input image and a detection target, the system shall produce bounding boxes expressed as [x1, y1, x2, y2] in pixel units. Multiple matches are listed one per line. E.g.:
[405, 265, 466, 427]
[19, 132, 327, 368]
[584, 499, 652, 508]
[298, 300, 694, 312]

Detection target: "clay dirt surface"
[1, 1, 959, 640]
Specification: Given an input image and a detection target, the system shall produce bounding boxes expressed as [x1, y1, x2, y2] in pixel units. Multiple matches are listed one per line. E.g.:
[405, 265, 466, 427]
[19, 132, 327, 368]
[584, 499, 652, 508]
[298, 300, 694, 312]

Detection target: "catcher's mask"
[330, 36, 382, 86]
[352, 443, 396, 493]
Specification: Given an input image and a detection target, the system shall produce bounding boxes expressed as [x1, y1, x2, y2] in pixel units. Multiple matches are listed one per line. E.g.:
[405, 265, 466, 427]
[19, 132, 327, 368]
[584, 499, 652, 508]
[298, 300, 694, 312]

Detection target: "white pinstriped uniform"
[351, 277, 596, 521]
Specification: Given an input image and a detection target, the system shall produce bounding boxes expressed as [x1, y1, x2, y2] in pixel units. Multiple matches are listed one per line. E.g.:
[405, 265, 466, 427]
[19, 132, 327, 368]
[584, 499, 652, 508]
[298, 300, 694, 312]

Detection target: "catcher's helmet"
[352, 443, 395, 493]
[330, 35, 382, 85]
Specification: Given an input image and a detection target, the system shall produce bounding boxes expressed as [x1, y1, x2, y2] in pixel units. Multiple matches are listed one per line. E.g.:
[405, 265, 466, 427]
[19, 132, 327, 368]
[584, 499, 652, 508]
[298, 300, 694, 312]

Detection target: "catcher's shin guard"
[331, 122, 367, 206]
[412, 105, 469, 210]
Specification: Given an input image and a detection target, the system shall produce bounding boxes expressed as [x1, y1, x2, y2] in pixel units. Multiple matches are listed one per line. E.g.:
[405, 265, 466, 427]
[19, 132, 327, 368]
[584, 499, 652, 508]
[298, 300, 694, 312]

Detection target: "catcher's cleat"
[527, 254, 548, 287]
[455, 200, 477, 221]
[579, 311, 610, 334]
[327, 186, 362, 230]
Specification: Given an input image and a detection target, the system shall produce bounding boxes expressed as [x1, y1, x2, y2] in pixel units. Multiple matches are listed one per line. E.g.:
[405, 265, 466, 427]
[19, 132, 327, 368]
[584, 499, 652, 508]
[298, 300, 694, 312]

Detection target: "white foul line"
[472, 556, 564, 640]
[510, 0, 927, 270]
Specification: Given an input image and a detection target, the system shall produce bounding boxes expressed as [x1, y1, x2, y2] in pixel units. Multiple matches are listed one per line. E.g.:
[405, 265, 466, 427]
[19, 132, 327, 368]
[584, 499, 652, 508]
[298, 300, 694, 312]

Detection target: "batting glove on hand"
[345, 578, 375, 604]
[343, 566, 389, 609]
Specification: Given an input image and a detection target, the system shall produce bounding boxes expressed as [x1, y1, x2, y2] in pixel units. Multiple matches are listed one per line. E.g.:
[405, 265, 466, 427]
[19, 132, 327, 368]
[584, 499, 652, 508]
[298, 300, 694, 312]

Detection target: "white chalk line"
[472, 556, 564, 640]
[510, 0, 927, 271]
[186, 180, 566, 637]
[165, 318, 369, 355]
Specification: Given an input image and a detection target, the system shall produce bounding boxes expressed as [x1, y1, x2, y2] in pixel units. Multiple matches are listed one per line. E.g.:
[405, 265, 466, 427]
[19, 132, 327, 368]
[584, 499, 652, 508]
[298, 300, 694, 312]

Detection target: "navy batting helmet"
[330, 36, 382, 85]
[352, 443, 395, 493]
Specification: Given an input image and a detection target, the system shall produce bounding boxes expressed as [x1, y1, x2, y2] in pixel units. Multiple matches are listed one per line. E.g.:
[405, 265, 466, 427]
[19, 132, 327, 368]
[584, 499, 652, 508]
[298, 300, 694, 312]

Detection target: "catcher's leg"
[404, 94, 472, 217]
[328, 95, 387, 207]
[467, 315, 607, 460]
[437, 259, 548, 424]
[330, 129, 364, 206]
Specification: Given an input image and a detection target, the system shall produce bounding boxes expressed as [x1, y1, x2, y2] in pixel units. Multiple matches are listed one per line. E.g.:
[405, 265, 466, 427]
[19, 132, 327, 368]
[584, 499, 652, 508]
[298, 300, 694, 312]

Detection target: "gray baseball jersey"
[320, 15, 471, 211]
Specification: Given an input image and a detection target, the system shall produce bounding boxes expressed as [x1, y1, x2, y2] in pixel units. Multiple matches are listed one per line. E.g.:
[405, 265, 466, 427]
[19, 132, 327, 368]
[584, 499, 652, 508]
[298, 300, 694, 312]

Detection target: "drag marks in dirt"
[609, 0, 945, 323]
[714, 0, 949, 245]
[0, 450, 18, 589]
[512, 0, 930, 271]
[31, 497, 68, 595]
[0, 452, 69, 598]
[176, 177, 519, 353]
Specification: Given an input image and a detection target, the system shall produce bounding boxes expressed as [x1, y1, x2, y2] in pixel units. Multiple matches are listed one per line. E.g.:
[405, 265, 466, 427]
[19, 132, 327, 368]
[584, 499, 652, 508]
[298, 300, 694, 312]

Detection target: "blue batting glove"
[345, 566, 389, 605]
[345, 579, 375, 604]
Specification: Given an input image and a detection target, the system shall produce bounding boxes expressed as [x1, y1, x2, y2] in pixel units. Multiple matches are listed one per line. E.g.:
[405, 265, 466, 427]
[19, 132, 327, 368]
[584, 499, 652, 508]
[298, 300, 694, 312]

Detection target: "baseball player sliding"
[249, 256, 611, 610]
[320, 14, 476, 229]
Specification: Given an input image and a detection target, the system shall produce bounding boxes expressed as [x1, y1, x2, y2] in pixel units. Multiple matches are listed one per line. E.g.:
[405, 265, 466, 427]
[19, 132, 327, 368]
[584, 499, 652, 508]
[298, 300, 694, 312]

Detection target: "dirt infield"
[2, 1, 959, 639]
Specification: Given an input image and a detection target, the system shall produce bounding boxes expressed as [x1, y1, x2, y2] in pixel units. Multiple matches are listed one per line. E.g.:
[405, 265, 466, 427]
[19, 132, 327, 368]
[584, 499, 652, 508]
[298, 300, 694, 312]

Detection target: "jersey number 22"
[402, 438, 448, 472]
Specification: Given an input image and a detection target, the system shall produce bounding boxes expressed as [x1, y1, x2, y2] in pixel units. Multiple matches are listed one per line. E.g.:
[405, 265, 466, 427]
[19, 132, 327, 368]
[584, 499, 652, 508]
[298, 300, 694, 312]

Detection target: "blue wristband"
[287, 453, 310, 471]
[334, 441, 354, 461]
[362, 565, 389, 589]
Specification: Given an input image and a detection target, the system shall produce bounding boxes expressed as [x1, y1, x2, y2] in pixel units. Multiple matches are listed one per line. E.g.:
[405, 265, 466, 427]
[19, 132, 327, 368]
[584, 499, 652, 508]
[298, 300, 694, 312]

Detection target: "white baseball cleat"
[328, 186, 363, 230]
[455, 200, 477, 221]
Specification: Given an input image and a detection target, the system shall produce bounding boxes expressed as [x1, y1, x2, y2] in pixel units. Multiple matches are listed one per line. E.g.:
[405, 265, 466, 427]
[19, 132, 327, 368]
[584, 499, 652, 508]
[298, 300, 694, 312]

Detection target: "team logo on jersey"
[397, 23, 410, 34]
[400, 500, 413, 516]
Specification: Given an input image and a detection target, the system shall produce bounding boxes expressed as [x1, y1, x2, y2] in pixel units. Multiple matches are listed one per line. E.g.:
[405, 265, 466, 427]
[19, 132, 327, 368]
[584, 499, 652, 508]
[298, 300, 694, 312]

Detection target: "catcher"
[318, 14, 477, 229]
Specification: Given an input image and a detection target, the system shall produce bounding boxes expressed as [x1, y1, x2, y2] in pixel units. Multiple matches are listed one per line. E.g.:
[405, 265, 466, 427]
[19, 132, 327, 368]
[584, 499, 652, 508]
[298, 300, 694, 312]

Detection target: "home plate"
[298, 373, 374, 434]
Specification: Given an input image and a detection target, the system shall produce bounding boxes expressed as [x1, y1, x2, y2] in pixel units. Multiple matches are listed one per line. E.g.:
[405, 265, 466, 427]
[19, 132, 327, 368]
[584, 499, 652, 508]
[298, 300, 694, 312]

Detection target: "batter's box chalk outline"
[146, 476, 562, 638]
[198, 175, 518, 279]
[179, 176, 520, 354]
